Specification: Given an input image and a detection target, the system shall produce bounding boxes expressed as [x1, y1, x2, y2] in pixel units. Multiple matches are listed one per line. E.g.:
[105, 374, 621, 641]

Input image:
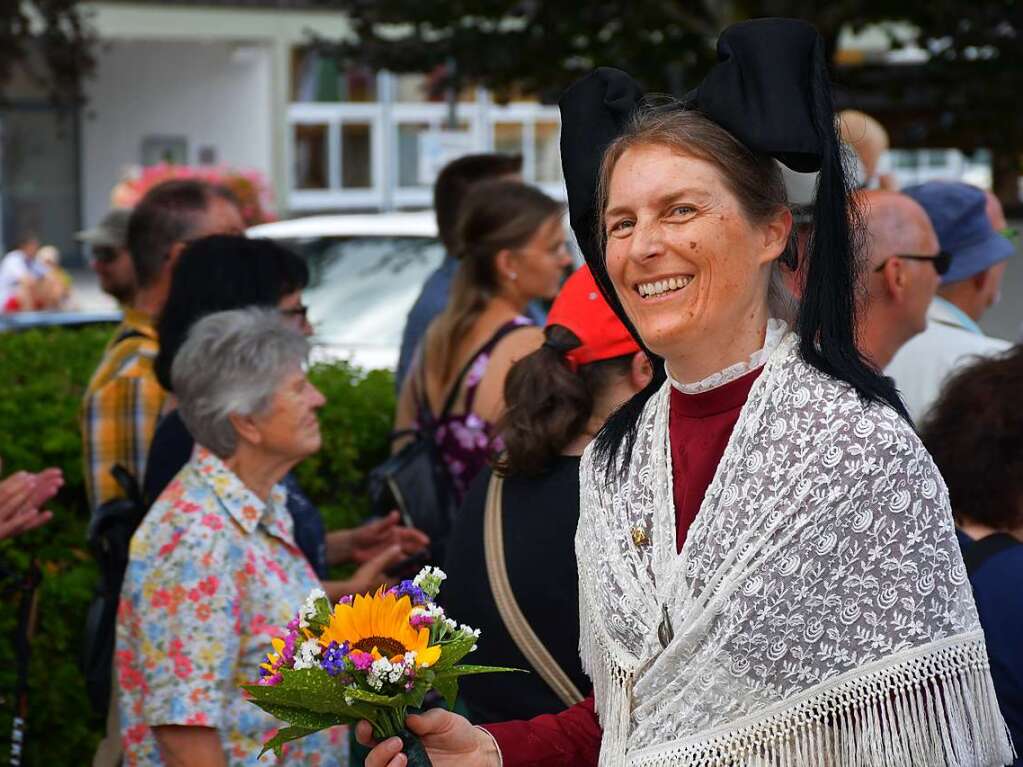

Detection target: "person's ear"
[494, 248, 519, 283]
[880, 257, 906, 299]
[971, 268, 992, 294]
[228, 412, 263, 447]
[758, 208, 793, 265]
[166, 241, 188, 270]
[630, 350, 653, 391]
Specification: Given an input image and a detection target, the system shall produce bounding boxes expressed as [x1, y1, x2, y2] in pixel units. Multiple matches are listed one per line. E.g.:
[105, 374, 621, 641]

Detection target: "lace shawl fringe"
[582, 622, 1015, 767]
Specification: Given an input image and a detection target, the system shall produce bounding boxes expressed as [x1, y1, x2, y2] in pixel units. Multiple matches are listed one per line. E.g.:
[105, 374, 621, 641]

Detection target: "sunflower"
[318, 589, 442, 668]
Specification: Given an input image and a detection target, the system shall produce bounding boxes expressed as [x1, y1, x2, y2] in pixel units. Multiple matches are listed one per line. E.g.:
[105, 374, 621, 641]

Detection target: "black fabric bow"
[559, 18, 831, 320]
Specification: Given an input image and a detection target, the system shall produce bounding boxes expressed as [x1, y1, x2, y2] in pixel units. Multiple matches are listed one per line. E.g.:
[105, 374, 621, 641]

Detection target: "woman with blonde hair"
[394, 180, 571, 508]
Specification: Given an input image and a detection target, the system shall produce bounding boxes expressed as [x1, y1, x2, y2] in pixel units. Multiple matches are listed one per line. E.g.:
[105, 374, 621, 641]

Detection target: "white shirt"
[885, 296, 1011, 422]
[0, 250, 41, 309]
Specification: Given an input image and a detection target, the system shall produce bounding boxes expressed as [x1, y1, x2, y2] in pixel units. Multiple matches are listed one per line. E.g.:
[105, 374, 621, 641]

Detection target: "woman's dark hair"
[433, 153, 523, 252]
[590, 103, 906, 477]
[424, 180, 563, 387]
[496, 324, 635, 477]
[154, 235, 309, 391]
[919, 347, 1023, 531]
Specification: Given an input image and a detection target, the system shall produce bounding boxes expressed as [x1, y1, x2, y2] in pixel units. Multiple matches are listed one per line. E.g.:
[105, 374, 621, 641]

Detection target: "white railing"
[286, 75, 565, 212]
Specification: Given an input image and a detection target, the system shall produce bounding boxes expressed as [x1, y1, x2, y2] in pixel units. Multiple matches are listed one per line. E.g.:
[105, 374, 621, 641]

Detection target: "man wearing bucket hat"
[76, 209, 136, 306]
[886, 181, 1014, 421]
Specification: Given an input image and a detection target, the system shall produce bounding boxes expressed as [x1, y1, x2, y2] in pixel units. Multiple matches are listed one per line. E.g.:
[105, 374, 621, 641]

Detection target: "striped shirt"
[81, 308, 166, 512]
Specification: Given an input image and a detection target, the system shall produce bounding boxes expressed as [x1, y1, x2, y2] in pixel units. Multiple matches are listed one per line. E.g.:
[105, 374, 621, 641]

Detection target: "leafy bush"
[0, 325, 395, 764]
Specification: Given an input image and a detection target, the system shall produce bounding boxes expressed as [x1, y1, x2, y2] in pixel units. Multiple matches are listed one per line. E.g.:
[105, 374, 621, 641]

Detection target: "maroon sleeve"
[482, 695, 601, 767]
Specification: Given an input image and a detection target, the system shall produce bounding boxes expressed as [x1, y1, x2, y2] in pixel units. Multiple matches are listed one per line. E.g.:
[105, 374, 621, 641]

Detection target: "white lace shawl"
[576, 330, 1014, 766]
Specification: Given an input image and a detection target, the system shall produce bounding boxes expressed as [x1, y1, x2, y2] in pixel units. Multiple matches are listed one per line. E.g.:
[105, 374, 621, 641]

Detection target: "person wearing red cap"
[440, 265, 651, 725]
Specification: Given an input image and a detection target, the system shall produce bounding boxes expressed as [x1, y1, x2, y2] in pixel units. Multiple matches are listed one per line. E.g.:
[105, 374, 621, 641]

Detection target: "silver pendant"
[657, 603, 674, 648]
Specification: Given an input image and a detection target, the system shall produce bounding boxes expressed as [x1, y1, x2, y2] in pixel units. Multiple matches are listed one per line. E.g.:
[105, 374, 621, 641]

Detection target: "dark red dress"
[485, 368, 762, 767]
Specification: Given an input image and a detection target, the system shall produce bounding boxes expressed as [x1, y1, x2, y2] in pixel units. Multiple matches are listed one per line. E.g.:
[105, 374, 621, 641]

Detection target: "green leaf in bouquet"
[433, 664, 523, 679]
[247, 701, 347, 731]
[244, 683, 380, 728]
[429, 665, 522, 710]
[433, 674, 460, 710]
[259, 725, 319, 758]
[431, 633, 477, 671]
[399, 670, 435, 710]
[244, 668, 383, 718]
[343, 685, 405, 707]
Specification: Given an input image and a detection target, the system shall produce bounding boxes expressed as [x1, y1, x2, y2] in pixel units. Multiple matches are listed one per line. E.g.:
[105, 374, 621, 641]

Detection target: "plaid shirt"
[82, 308, 166, 512]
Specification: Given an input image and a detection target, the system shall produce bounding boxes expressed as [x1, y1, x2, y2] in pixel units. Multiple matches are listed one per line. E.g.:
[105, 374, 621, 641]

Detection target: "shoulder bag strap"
[963, 532, 1022, 576]
[483, 472, 584, 708]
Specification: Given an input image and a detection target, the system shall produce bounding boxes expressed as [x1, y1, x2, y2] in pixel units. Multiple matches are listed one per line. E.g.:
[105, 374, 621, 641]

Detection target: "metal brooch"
[630, 527, 650, 548]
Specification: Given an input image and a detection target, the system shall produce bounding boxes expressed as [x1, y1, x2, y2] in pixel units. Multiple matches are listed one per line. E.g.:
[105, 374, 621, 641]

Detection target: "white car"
[248, 211, 445, 371]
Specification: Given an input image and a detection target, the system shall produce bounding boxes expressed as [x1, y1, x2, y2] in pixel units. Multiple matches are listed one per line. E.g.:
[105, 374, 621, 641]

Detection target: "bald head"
[856, 190, 942, 369]
[860, 190, 939, 269]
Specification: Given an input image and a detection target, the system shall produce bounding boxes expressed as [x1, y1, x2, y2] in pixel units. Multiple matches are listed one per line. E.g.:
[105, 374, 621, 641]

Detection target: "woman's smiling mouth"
[636, 275, 693, 298]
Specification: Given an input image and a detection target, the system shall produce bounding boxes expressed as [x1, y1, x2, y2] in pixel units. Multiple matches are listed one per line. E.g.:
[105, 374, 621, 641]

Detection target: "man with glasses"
[77, 209, 136, 306]
[857, 190, 943, 371]
[887, 182, 1015, 421]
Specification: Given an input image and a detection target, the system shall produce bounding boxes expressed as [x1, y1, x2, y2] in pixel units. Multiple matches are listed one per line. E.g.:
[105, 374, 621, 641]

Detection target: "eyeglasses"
[874, 251, 951, 276]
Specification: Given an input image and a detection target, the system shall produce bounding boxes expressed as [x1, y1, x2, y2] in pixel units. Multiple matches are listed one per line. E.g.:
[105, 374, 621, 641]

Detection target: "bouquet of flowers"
[244, 567, 515, 765]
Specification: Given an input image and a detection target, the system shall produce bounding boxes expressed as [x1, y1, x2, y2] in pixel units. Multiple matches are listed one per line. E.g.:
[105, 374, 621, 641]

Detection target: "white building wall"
[81, 39, 273, 228]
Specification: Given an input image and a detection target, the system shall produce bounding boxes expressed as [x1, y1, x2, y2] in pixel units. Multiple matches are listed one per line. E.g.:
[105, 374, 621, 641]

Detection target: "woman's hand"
[0, 466, 63, 540]
[356, 710, 501, 767]
[327, 511, 430, 566]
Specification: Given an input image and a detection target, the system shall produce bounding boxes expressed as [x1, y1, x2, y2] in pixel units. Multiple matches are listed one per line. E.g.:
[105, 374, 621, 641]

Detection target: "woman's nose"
[627, 220, 666, 263]
[309, 384, 327, 408]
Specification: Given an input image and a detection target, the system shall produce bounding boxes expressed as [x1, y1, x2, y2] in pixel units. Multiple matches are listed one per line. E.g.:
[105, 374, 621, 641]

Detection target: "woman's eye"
[671, 205, 695, 217]
[609, 220, 634, 236]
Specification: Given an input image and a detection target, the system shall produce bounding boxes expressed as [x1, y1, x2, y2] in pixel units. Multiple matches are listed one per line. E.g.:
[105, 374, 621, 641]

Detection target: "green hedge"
[0, 325, 395, 764]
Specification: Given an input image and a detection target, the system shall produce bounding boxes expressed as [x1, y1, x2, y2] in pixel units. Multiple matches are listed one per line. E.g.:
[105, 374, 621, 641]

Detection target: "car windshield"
[286, 235, 446, 352]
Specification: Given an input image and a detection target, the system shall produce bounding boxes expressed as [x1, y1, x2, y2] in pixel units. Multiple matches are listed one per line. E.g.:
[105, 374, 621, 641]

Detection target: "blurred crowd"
[1, 104, 1021, 767]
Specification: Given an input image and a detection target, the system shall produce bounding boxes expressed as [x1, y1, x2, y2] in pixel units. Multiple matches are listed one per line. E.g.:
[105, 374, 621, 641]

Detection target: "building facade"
[21, 0, 562, 261]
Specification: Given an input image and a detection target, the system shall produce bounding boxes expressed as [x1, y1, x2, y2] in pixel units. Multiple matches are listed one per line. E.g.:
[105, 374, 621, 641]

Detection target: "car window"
[288, 236, 446, 353]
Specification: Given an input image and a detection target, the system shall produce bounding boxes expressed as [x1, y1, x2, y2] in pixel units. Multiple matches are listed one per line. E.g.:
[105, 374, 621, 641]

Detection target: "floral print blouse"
[116, 446, 345, 766]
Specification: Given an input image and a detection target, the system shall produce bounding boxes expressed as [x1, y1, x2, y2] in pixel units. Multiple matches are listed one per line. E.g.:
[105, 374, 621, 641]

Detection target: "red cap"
[546, 265, 641, 371]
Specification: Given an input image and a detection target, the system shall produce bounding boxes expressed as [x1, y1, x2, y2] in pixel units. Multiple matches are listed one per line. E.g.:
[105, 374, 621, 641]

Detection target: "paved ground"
[979, 227, 1023, 342]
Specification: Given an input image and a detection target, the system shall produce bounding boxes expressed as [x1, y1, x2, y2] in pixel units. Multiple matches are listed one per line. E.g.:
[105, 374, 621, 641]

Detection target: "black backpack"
[81, 464, 146, 714]
[367, 353, 473, 546]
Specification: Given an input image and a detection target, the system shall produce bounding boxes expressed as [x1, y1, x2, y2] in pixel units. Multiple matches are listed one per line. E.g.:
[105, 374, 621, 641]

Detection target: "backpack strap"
[461, 320, 533, 414]
[417, 319, 533, 423]
[963, 532, 1022, 576]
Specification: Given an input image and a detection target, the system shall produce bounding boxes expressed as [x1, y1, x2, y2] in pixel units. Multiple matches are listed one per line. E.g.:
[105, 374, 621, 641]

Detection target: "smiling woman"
[358, 18, 1013, 767]
[597, 114, 797, 383]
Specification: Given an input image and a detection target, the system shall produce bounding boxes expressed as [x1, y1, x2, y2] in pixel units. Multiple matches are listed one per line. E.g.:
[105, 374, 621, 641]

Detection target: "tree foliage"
[0, 0, 96, 105]
[318, 0, 1023, 185]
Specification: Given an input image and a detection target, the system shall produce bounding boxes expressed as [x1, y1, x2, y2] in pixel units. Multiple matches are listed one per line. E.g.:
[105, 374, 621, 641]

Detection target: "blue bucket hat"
[902, 181, 1015, 285]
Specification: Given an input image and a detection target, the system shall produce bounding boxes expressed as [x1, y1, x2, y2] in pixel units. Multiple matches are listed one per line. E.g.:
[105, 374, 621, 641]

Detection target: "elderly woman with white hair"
[116, 308, 350, 767]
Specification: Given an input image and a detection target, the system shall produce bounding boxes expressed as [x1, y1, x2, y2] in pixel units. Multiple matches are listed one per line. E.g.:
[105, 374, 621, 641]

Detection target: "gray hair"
[172, 307, 310, 458]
